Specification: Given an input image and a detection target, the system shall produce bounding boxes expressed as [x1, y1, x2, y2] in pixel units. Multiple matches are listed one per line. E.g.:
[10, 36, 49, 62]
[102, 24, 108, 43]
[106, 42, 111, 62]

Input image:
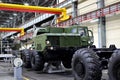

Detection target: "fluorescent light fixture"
[9, 17, 13, 19]
[90, 19, 99, 23]
[24, 3, 29, 6]
[13, 13, 17, 16]
[0, 11, 3, 14]
[6, 20, 10, 22]
[3, 23, 7, 24]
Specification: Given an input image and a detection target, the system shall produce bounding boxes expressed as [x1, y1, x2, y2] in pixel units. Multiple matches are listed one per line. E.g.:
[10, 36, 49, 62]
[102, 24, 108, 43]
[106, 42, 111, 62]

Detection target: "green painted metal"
[60, 36, 81, 47]
[33, 34, 47, 51]
[32, 25, 93, 51]
[49, 27, 64, 33]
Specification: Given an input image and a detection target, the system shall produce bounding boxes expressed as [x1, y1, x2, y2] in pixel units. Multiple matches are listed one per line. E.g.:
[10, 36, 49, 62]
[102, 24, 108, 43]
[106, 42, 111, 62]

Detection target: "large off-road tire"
[108, 49, 120, 80]
[22, 49, 31, 68]
[31, 50, 44, 71]
[72, 48, 102, 80]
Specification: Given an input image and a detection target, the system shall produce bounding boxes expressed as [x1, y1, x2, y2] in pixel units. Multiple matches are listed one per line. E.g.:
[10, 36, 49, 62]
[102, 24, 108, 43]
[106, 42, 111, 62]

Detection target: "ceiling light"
[0, 0, 2, 3]
[24, 3, 29, 6]
[3, 23, 7, 24]
[13, 13, 17, 16]
[6, 20, 10, 22]
[9, 17, 13, 19]
[0, 11, 3, 13]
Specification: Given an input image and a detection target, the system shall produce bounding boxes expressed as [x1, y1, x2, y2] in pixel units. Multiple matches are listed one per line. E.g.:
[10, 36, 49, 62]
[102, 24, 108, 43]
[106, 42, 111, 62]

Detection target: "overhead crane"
[0, 3, 71, 23]
[0, 28, 25, 36]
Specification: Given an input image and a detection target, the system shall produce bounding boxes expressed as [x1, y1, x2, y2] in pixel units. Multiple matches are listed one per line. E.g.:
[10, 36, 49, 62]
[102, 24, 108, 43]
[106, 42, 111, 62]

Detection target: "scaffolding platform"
[0, 54, 15, 63]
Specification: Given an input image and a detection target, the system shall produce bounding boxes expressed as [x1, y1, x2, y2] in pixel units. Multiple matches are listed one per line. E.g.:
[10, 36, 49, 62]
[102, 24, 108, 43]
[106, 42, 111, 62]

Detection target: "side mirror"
[88, 30, 94, 45]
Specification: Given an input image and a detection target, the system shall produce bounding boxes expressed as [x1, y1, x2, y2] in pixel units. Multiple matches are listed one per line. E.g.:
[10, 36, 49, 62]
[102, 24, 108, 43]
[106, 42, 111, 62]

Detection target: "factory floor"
[0, 59, 108, 80]
[0, 72, 14, 80]
[0, 60, 14, 80]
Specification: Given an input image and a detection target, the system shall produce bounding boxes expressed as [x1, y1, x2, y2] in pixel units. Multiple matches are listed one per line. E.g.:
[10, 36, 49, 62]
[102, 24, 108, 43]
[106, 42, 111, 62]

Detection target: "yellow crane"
[0, 28, 25, 36]
[0, 3, 71, 22]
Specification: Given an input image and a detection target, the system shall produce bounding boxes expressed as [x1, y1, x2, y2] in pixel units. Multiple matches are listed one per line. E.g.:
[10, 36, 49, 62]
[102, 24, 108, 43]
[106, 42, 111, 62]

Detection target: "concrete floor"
[0, 73, 14, 80]
[23, 67, 109, 80]
[23, 68, 73, 80]
[0, 61, 14, 80]
[0, 61, 108, 80]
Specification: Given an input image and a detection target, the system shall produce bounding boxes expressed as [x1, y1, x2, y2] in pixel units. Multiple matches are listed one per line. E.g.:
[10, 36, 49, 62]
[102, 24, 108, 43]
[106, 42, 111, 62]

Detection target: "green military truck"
[21, 25, 119, 80]
[22, 26, 93, 70]
[21, 25, 93, 69]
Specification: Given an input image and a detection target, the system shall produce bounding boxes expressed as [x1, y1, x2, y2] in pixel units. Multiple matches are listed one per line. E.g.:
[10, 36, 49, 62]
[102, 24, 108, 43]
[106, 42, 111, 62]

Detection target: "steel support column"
[97, 0, 106, 48]
[72, 0, 78, 18]
[22, 13, 25, 24]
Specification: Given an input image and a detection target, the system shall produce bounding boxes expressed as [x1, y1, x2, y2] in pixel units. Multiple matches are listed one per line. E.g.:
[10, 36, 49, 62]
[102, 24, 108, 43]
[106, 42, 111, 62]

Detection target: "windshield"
[71, 27, 86, 36]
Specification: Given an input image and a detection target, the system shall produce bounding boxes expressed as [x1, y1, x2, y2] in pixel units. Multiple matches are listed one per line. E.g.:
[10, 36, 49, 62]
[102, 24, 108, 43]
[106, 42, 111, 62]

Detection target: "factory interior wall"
[77, 0, 97, 15]
[106, 14, 120, 48]
[66, 7, 72, 15]
[105, 0, 120, 48]
[105, 0, 120, 6]
[80, 13, 120, 48]
[74, 0, 120, 48]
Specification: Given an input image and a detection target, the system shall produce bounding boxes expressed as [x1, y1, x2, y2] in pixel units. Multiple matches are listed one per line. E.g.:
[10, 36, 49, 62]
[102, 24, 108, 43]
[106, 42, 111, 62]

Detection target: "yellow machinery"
[0, 3, 71, 38]
[0, 28, 25, 36]
[0, 3, 71, 23]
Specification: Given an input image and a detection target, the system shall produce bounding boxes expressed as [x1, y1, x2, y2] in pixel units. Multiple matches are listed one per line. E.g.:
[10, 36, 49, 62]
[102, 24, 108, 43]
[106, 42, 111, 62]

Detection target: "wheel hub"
[75, 61, 85, 78]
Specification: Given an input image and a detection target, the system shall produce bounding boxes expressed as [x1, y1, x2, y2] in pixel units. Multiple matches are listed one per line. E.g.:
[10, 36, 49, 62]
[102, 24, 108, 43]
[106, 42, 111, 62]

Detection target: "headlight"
[50, 47, 53, 50]
[46, 40, 50, 44]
